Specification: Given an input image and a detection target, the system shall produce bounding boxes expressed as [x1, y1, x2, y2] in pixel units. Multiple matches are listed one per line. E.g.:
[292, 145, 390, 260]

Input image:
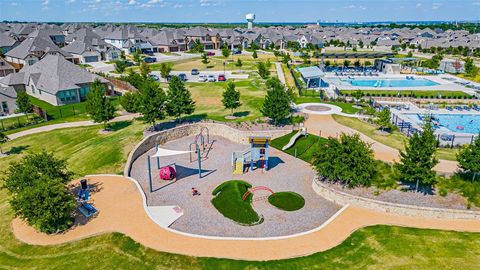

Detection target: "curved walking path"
[304, 114, 458, 174]
[7, 113, 139, 140]
[12, 175, 480, 261]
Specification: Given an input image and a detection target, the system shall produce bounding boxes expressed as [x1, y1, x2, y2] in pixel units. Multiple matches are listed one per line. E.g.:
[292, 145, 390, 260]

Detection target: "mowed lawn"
[0, 122, 479, 268]
[332, 114, 459, 161]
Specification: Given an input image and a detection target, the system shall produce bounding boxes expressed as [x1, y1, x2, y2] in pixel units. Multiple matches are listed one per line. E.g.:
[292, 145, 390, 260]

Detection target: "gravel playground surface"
[130, 135, 341, 238]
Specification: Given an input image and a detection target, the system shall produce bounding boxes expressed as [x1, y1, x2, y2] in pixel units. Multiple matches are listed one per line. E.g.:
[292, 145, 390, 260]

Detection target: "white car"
[198, 74, 207, 82]
[207, 74, 216, 82]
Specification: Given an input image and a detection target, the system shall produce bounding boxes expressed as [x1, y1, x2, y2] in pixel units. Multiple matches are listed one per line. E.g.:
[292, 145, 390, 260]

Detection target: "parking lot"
[150, 70, 249, 82]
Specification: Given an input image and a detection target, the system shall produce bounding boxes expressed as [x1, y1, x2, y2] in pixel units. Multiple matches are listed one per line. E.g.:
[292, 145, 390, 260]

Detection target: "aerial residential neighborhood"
[0, 0, 480, 269]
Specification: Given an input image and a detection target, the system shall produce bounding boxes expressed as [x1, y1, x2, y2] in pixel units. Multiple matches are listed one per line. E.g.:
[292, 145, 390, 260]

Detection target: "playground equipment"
[190, 127, 210, 162]
[282, 127, 307, 151]
[159, 166, 176, 180]
[242, 186, 275, 201]
[232, 136, 270, 174]
[77, 179, 98, 218]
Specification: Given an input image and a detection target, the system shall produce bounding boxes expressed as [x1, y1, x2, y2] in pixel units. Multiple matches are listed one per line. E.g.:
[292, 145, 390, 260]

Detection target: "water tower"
[246, 13, 255, 29]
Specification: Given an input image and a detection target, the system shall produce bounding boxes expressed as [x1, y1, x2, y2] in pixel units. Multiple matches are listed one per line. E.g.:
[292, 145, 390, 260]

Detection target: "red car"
[207, 52, 215, 56]
[218, 74, 226, 81]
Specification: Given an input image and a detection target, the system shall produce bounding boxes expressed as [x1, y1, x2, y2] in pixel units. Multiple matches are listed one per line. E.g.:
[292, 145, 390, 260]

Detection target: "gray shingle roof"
[0, 85, 17, 99]
[0, 33, 17, 47]
[5, 36, 71, 60]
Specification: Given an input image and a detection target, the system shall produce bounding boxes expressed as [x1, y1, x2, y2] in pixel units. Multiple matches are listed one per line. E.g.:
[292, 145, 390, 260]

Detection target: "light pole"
[223, 61, 226, 75]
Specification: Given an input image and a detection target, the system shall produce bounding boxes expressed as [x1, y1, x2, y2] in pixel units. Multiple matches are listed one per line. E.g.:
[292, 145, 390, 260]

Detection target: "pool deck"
[324, 73, 476, 94]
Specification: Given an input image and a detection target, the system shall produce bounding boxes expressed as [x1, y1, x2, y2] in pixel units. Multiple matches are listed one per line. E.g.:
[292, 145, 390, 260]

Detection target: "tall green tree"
[252, 50, 258, 59]
[0, 131, 9, 155]
[260, 78, 291, 125]
[464, 57, 478, 78]
[16, 91, 32, 120]
[85, 80, 115, 130]
[257, 62, 269, 79]
[114, 60, 127, 73]
[396, 122, 438, 192]
[132, 48, 142, 65]
[139, 61, 151, 77]
[159, 63, 172, 79]
[3, 151, 75, 234]
[120, 91, 139, 113]
[221, 44, 230, 58]
[201, 52, 209, 64]
[457, 135, 480, 181]
[222, 81, 241, 114]
[166, 76, 195, 119]
[313, 134, 378, 188]
[138, 80, 166, 128]
[282, 53, 291, 64]
[376, 108, 392, 132]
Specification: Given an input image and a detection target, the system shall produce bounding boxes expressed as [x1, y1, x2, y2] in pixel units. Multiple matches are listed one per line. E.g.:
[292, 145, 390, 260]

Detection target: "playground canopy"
[152, 148, 192, 158]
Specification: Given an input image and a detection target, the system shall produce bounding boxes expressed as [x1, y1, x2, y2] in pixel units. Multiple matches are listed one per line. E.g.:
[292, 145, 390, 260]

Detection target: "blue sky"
[0, 0, 479, 23]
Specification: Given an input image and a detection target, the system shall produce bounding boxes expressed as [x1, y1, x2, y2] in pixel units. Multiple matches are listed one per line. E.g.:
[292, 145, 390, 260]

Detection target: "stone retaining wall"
[124, 122, 291, 176]
[312, 178, 480, 220]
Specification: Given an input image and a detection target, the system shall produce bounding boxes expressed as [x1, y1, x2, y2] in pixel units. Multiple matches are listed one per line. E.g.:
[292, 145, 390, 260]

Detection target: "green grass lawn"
[211, 180, 261, 225]
[332, 114, 459, 161]
[268, 192, 305, 211]
[0, 121, 480, 268]
[340, 89, 475, 99]
[270, 131, 327, 163]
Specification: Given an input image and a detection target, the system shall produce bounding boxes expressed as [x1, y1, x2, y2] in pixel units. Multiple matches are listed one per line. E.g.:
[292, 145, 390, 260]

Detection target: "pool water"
[344, 78, 439, 88]
[404, 114, 480, 134]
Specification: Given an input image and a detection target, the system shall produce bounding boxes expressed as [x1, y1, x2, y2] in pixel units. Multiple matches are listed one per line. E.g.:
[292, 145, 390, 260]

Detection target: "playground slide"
[282, 128, 307, 151]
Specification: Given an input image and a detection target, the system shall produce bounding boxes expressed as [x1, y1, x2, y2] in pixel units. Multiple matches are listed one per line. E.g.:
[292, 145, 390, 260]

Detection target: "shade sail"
[152, 148, 192, 158]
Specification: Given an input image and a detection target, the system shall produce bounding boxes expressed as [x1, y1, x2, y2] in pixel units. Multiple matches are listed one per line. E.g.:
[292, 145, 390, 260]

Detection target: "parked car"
[143, 57, 156, 63]
[148, 74, 159, 81]
[124, 60, 134, 67]
[191, 69, 200, 75]
[178, 73, 187, 81]
[144, 50, 154, 56]
[207, 52, 215, 56]
[218, 74, 226, 81]
[233, 50, 242, 55]
[198, 74, 207, 82]
[207, 74, 216, 82]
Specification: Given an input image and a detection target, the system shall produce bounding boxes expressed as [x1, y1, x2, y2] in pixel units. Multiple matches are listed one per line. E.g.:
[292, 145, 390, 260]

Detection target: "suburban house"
[185, 27, 216, 50]
[104, 27, 153, 54]
[0, 57, 16, 77]
[4, 35, 72, 68]
[28, 28, 66, 47]
[0, 32, 19, 55]
[63, 29, 120, 63]
[148, 30, 187, 52]
[0, 54, 112, 106]
[0, 85, 17, 115]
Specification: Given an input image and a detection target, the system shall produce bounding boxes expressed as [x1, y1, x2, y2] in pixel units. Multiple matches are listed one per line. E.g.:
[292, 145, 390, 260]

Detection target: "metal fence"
[390, 113, 478, 147]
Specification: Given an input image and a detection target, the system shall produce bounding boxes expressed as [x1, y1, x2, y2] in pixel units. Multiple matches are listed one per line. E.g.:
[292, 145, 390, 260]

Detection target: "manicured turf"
[340, 89, 475, 99]
[270, 131, 327, 163]
[268, 192, 305, 211]
[332, 114, 458, 161]
[211, 180, 262, 225]
[0, 123, 480, 268]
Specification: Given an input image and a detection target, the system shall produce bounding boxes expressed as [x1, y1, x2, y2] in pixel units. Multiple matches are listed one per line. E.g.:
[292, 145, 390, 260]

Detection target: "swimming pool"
[403, 114, 480, 134]
[344, 78, 439, 88]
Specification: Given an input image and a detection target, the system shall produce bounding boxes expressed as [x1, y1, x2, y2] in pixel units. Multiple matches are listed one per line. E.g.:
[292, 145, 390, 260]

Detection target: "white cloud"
[200, 0, 219, 7]
[173, 3, 183, 8]
[66, 0, 75, 3]
[42, 0, 49, 10]
[344, 4, 356, 9]
[472, 1, 480, 6]
[431, 3, 443, 10]
[343, 4, 366, 10]
[11, 2, 19, 6]
[128, 0, 137, 5]
[415, 3, 422, 8]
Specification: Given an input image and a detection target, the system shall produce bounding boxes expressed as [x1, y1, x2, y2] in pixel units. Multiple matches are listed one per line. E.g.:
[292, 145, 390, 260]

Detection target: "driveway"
[88, 61, 115, 73]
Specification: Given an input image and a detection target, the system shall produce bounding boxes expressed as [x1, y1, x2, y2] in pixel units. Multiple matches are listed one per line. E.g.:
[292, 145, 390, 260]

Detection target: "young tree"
[16, 91, 32, 120]
[252, 50, 258, 59]
[343, 59, 351, 67]
[85, 79, 116, 130]
[132, 48, 142, 65]
[3, 151, 75, 234]
[354, 60, 361, 68]
[120, 50, 126, 60]
[300, 51, 310, 63]
[375, 107, 392, 132]
[396, 122, 438, 192]
[464, 57, 478, 78]
[221, 45, 230, 58]
[457, 135, 480, 181]
[0, 131, 9, 155]
[165, 76, 195, 119]
[159, 63, 172, 79]
[114, 60, 127, 73]
[282, 53, 291, 64]
[120, 91, 139, 113]
[235, 58, 243, 67]
[352, 90, 364, 105]
[222, 81, 241, 114]
[260, 78, 291, 125]
[139, 61, 151, 78]
[257, 62, 269, 79]
[137, 80, 166, 128]
[313, 134, 378, 188]
[201, 52, 209, 64]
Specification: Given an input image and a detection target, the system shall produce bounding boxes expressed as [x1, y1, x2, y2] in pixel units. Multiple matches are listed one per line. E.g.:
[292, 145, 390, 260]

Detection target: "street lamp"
[223, 61, 226, 75]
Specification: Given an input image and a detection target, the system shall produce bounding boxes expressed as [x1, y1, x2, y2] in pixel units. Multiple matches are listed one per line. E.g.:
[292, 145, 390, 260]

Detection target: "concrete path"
[275, 62, 286, 85]
[12, 175, 480, 261]
[304, 114, 458, 174]
[7, 113, 139, 140]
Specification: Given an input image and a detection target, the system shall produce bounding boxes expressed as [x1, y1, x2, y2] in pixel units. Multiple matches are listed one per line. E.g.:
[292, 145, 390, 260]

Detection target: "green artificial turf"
[270, 131, 327, 163]
[268, 192, 305, 211]
[211, 180, 262, 225]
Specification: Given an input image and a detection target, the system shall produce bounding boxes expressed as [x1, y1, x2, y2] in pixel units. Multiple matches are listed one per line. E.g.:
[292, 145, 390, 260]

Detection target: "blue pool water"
[344, 78, 439, 87]
[404, 114, 480, 134]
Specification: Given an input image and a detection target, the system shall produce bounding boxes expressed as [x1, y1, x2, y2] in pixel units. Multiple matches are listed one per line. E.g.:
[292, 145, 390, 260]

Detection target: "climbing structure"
[232, 136, 270, 174]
